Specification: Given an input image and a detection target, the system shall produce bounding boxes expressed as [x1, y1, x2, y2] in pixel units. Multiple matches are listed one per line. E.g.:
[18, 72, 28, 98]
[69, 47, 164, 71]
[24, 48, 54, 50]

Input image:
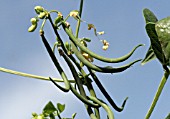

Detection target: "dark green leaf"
[43, 101, 57, 115]
[72, 113, 77, 119]
[155, 16, 170, 65]
[57, 103, 65, 113]
[165, 113, 170, 119]
[141, 46, 156, 65]
[143, 8, 158, 23]
[145, 22, 167, 65]
[142, 8, 158, 65]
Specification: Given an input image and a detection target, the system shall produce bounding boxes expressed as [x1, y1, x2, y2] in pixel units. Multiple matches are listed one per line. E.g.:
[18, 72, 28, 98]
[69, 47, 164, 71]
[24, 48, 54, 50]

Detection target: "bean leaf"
[155, 16, 170, 66]
[43, 101, 57, 115]
[145, 22, 167, 66]
[141, 8, 158, 65]
[57, 103, 65, 113]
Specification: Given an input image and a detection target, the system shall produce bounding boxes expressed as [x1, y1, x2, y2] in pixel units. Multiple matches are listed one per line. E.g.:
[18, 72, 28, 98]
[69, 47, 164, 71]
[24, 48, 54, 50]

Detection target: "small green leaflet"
[57, 103, 65, 113]
[145, 22, 167, 66]
[143, 8, 158, 23]
[141, 8, 158, 65]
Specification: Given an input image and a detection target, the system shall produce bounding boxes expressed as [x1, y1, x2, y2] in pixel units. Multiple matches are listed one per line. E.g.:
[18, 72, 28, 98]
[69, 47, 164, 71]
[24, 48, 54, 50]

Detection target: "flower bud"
[82, 37, 91, 42]
[54, 15, 63, 25]
[38, 12, 47, 19]
[34, 6, 44, 14]
[80, 40, 87, 47]
[70, 10, 79, 17]
[30, 18, 37, 25]
[32, 112, 38, 117]
[65, 42, 70, 50]
[28, 24, 37, 32]
[97, 31, 105, 35]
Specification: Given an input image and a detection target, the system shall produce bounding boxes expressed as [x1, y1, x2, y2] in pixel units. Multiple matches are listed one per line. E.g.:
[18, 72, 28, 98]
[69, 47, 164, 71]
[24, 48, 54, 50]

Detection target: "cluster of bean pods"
[27, 4, 142, 119]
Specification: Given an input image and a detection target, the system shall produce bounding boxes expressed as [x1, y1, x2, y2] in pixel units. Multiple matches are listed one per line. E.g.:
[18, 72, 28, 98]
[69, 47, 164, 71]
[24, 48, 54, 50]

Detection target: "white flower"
[70, 10, 79, 18]
[97, 31, 105, 35]
[102, 45, 109, 50]
[102, 40, 109, 50]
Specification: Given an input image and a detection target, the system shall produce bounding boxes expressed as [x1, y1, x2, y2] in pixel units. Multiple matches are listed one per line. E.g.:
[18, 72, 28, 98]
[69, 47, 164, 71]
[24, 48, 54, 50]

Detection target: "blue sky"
[0, 0, 170, 119]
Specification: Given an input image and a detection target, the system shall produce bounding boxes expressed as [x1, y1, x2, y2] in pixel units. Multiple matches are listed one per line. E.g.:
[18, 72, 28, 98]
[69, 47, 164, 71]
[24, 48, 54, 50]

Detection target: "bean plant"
[0, 1, 170, 119]
[142, 8, 170, 119]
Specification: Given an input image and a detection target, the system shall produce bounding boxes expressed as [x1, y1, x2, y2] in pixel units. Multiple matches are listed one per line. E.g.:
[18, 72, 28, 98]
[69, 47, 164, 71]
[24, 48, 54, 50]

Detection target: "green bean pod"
[63, 25, 143, 63]
[71, 41, 141, 73]
[88, 68, 128, 112]
[88, 96, 114, 119]
[58, 48, 86, 94]
[50, 77, 70, 92]
[70, 85, 100, 108]
[40, 31, 70, 92]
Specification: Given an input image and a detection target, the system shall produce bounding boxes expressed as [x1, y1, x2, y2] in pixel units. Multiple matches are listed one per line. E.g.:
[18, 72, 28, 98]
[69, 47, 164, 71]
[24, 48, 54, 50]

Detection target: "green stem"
[75, 19, 81, 38]
[55, 110, 62, 119]
[0, 67, 74, 83]
[75, 0, 83, 37]
[47, 15, 68, 55]
[40, 18, 47, 31]
[145, 70, 170, 119]
[78, 0, 84, 17]
[52, 42, 58, 53]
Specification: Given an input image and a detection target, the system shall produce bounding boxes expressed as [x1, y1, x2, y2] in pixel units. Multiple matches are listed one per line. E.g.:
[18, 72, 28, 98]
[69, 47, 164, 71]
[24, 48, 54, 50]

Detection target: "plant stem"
[0, 67, 74, 83]
[75, 0, 84, 38]
[145, 70, 170, 119]
[79, 0, 84, 17]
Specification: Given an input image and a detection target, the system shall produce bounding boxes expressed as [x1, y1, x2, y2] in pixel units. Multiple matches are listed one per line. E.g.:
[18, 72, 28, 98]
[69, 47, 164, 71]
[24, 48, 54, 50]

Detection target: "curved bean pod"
[88, 96, 114, 119]
[70, 85, 100, 108]
[71, 41, 141, 73]
[58, 49, 86, 96]
[88, 68, 128, 112]
[50, 77, 70, 92]
[40, 31, 70, 92]
[63, 25, 143, 63]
